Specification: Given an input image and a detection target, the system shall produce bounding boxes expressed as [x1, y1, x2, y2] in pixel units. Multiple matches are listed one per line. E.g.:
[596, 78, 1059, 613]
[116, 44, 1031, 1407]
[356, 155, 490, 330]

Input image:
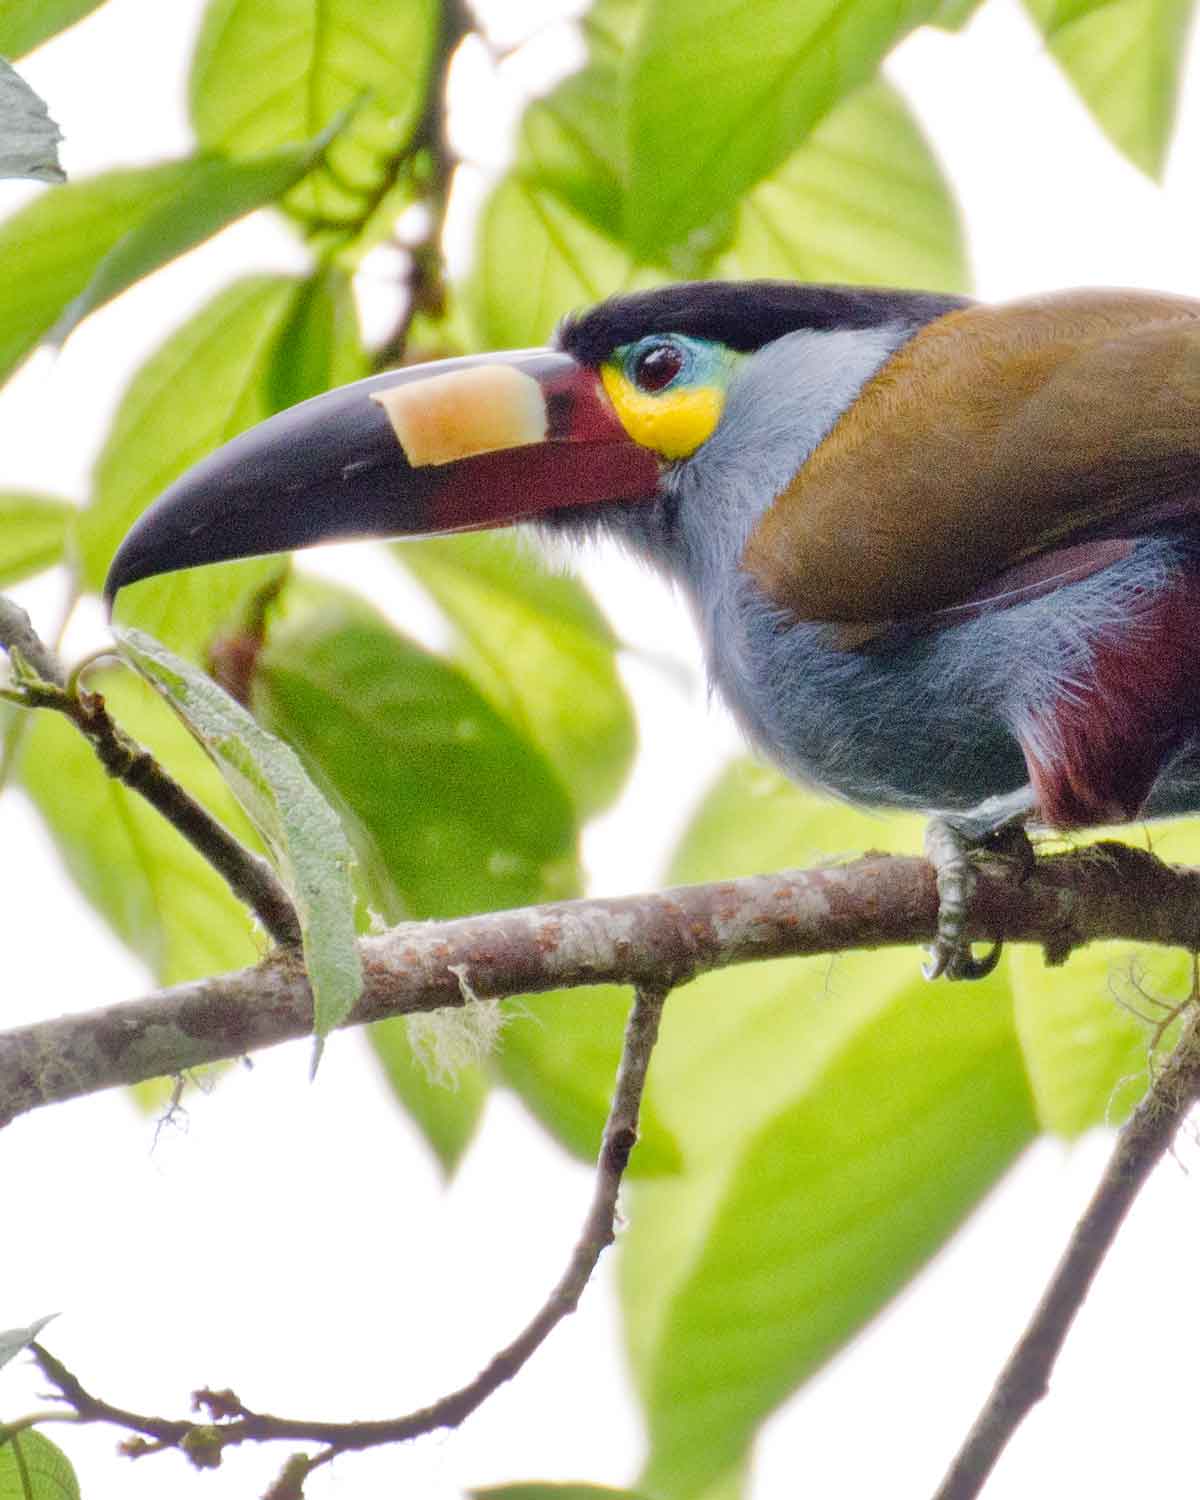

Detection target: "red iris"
[632, 342, 683, 393]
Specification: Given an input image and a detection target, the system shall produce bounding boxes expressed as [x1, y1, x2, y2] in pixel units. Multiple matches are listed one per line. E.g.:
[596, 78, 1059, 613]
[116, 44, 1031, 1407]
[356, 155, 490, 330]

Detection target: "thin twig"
[933, 994, 1200, 1499]
[0, 597, 300, 949]
[25, 985, 669, 1484]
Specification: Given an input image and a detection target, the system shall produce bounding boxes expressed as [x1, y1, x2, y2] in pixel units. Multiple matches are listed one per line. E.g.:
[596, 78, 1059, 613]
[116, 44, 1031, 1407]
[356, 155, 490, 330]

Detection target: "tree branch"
[0, 596, 301, 949]
[934, 984, 1200, 1499]
[24, 984, 668, 1490]
[4, 839, 1200, 1126]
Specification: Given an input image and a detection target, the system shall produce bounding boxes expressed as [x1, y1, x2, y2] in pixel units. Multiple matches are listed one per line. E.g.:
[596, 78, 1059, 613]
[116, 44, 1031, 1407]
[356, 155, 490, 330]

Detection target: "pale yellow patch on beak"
[371, 364, 548, 467]
[599, 365, 724, 460]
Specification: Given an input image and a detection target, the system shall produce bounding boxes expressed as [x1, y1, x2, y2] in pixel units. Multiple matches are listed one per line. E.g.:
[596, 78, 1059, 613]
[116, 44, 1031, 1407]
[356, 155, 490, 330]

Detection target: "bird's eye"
[631, 341, 684, 393]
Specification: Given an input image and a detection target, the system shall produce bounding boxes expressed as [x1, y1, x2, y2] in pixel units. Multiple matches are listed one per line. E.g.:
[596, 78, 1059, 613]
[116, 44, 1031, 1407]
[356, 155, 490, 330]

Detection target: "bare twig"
[25, 984, 668, 1485]
[934, 992, 1200, 1499]
[0, 597, 301, 949]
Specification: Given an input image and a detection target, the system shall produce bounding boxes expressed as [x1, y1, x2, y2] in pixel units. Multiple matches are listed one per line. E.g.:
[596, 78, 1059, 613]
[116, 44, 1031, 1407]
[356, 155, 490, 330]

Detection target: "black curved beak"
[104, 348, 662, 608]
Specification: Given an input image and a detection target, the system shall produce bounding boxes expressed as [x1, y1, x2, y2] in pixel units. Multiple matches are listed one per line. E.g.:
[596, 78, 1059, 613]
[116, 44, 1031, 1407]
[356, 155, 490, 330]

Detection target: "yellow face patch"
[600, 364, 724, 460]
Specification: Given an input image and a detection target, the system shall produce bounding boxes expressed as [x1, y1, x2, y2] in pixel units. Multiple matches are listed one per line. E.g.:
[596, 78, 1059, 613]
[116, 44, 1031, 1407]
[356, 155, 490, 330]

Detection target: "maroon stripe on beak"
[104, 349, 661, 605]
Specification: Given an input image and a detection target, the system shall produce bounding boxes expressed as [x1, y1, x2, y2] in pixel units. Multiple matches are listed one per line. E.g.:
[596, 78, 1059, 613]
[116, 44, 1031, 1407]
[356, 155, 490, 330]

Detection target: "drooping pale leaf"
[470, 175, 639, 349]
[89, 271, 363, 660]
[636, 975, 1034, 1498]
[18, 669, 260, 984]
[1023, 0, 1193, 177]
[0, 159, 195, 382]
[117, 627, 362, 1050]
[498, 984, 682, 1175]
[0, 1314, 56, 1372]
[369, 1016, 488, 1176]
[50, 137, 337, 347]
[711, 79, 969, 292]
[190, 0, 439, 227]
[474, 1487, 652, 1500]
[396, 533, 635, 819]
[0, 58, 61, 182]
[255, 594, 580, 919]
[0, 0, 105, 57]
[619, 761, 1033, 1495]
[626, 0, 938, 263]
[0, 493, 71, 586]
[0, 1430, 80, 1500]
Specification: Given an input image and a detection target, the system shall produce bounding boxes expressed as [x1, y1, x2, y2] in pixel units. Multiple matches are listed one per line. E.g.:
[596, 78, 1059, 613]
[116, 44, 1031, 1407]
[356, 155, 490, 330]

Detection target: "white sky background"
[3, 3, 1200, 1497]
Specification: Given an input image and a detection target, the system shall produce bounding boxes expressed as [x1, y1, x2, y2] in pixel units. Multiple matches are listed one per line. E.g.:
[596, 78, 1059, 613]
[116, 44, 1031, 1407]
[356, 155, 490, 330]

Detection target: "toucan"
[104, 280, 1200, 978]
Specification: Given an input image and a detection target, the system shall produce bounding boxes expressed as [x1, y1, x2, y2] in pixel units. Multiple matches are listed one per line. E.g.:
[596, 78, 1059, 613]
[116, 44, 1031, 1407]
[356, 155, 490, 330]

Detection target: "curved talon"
[928, 938, 1004, 983]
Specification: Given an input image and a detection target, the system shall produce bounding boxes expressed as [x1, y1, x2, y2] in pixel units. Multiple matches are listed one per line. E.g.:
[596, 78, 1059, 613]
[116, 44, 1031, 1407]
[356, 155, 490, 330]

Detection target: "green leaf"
[0, 57, 62, 182]
[255, 594, 580, 919]
[117, 627, 362, 1051]
[469, 175, 640, 349]
[626, 0, 939, 262]
[517, 55, 626, 240]
[618, 762, 1034, 1496]
[0, 493, 71, 586]
[635, 972, 1034, 1499]
[927, 0, 984, 27]
[498, 985, 683, 1175]
[90, 271, 363, 660]
[190, 0, 439, 227]
[50, 139, 337, 347]
[369, 1016, 488, 1176]
[0, 1430, 80, 1500]
[0, 159, 196, 383]
[0, 0, 106, 57]
[17, 669, 260, 985]
[474, 1487, 652, 1500]
[1023, 0, 1193, 177]
[711, 79, 969, 293]
[396, 533, 635, 819]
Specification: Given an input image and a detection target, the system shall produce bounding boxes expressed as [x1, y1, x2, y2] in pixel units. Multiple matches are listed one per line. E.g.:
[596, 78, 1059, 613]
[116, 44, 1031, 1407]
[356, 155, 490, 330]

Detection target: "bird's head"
[104, 281, 967, 606]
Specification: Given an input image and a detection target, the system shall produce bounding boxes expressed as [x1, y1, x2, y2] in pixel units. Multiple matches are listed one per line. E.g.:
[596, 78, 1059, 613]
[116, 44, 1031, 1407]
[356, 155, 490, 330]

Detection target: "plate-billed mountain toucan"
[105, 279, 1200, 978]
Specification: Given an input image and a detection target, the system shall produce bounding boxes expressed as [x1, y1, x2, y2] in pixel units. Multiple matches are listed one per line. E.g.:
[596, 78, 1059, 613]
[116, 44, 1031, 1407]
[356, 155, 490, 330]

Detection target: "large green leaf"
[0, 1429, 80, 1500]
[636, 972, 1033, 1498]
[516, 53, 626, 241]
[497, 984, 683, 1176]
[118, 627, 362, 1051]
[0, 160, 194, 382]
[17, 669, 260, 985]
[0, 492, 71, 586]
[469, 175, 638, 349]
[712, 79, 969, 292]
[619, 762, 1034, 1496]
[255, 593, 583, 1152]
[0, 146, 328, 386]
[49, 138, 335, 347]
[625, 0, 939, 263]
[256, 595, 581, 920]
[189, 0, 439, 227]
[91, 270, 364, 660]
[396, 533, 635, 819]
[1023, 0, 1194, 178]
[0, 0, 106, 56]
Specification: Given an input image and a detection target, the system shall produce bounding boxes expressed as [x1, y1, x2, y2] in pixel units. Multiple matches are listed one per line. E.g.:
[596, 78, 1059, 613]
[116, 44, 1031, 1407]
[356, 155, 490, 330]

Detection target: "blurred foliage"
[0, 0, 1194, 1495]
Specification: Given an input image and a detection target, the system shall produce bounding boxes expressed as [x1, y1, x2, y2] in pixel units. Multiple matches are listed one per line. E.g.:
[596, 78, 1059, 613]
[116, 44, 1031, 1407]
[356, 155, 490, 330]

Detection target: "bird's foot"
[922, 792, 1036, 981]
